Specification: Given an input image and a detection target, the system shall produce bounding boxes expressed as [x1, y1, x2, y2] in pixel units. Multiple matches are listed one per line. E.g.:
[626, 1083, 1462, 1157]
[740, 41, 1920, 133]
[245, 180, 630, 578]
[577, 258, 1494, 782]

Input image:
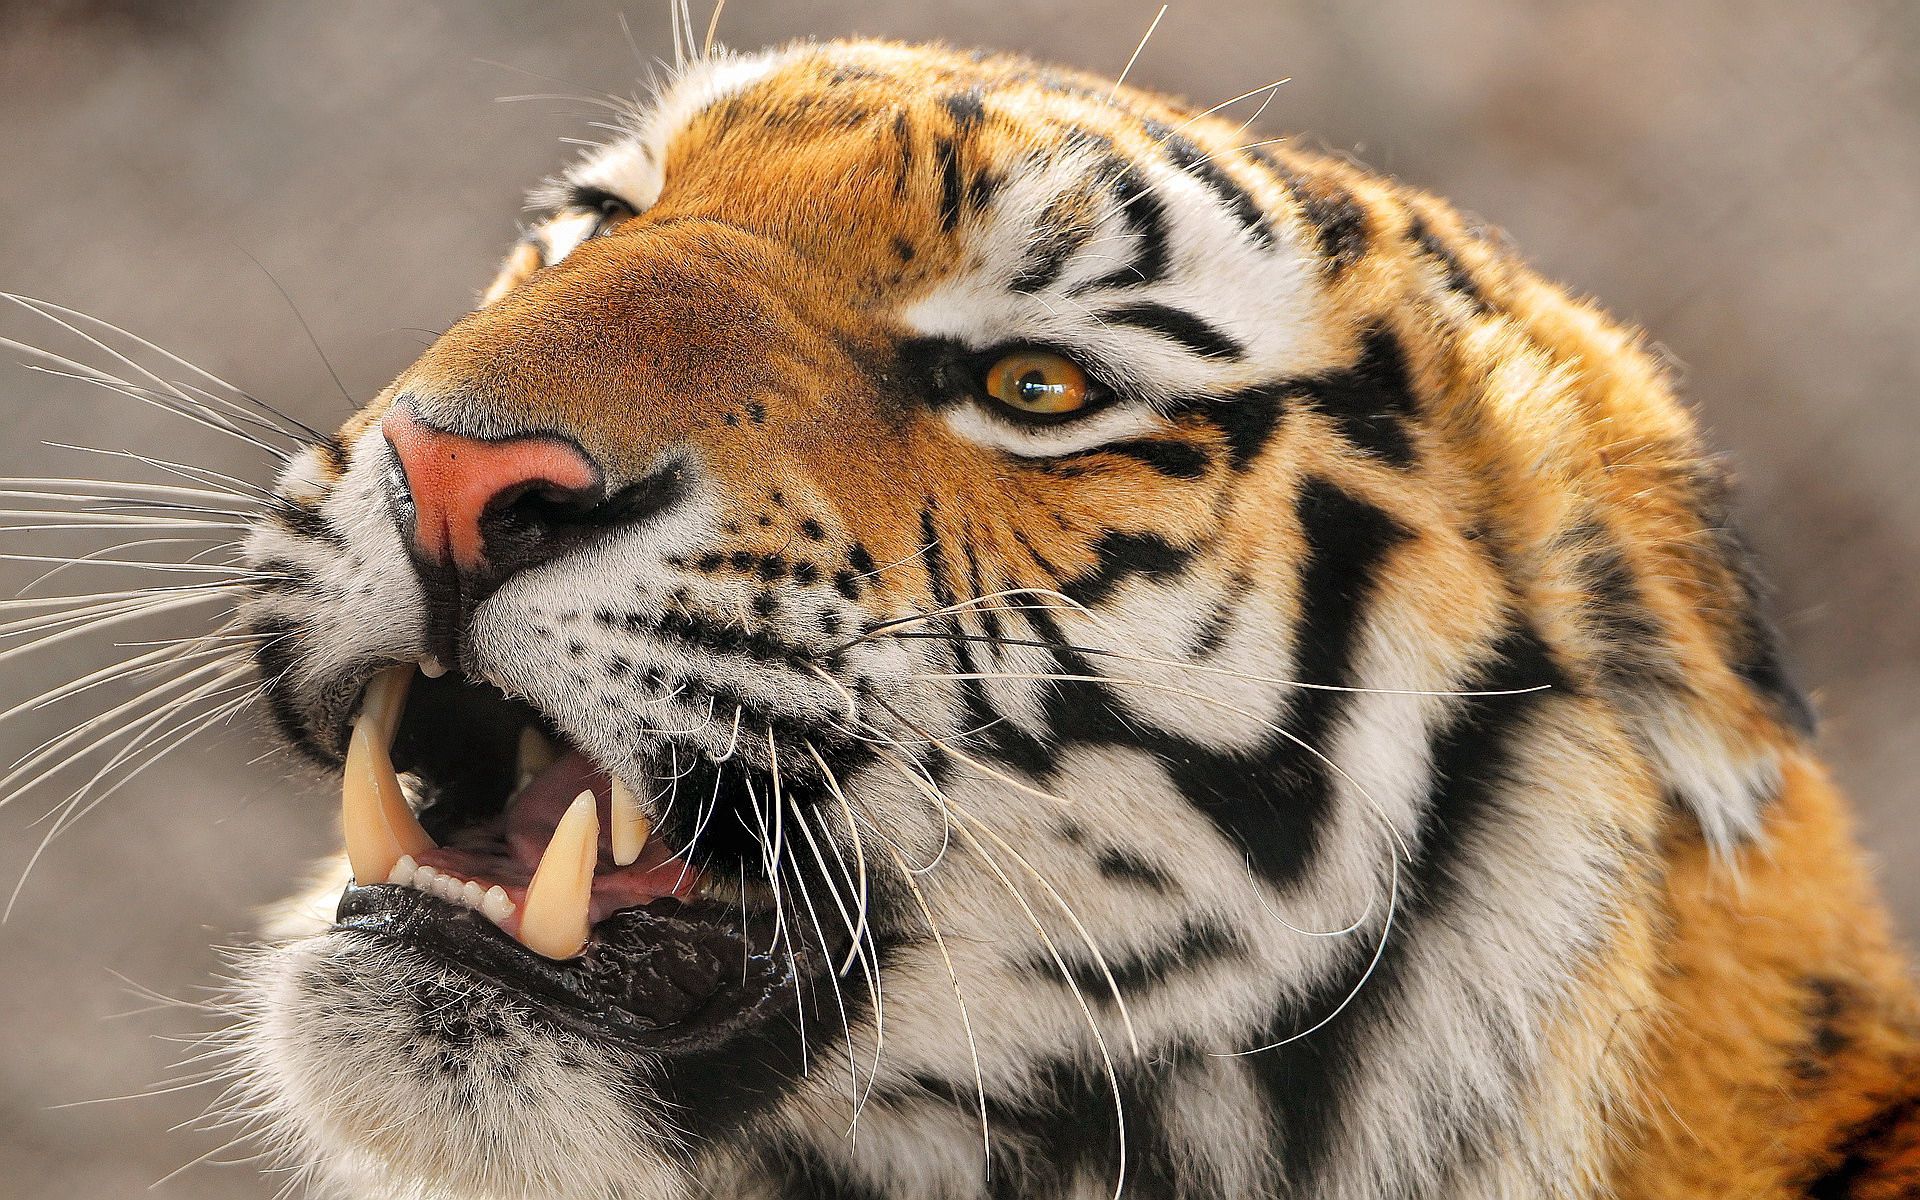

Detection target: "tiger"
[155, 34, 1920, 1200]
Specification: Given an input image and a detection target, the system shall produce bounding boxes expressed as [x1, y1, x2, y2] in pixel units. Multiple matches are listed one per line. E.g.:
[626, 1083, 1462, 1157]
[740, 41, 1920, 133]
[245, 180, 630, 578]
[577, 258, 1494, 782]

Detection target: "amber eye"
[984, 350, 1091, 418]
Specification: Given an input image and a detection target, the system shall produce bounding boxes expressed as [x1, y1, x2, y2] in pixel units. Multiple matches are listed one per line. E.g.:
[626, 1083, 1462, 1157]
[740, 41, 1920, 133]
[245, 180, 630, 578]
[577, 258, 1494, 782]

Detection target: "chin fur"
[219, 916, 694, 1200]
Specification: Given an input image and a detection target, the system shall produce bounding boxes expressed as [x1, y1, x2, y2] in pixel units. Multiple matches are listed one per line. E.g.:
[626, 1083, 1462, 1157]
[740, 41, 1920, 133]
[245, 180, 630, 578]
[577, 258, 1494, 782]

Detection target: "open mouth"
[331, 665, 846, 1048]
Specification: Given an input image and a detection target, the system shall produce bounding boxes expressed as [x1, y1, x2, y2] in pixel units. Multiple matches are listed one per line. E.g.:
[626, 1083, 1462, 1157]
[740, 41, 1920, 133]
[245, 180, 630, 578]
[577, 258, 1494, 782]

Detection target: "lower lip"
[334, 883, 812, 1053]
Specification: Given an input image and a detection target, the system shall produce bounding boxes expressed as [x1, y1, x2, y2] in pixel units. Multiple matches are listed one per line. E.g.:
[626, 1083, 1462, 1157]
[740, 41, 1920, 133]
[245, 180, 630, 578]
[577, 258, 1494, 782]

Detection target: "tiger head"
[218, 37, 1889, 1200]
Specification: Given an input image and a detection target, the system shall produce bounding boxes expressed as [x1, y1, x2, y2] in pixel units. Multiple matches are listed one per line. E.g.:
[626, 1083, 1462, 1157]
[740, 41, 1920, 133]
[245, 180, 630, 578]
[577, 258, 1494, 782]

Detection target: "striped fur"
[229, 39, 1920, 1199]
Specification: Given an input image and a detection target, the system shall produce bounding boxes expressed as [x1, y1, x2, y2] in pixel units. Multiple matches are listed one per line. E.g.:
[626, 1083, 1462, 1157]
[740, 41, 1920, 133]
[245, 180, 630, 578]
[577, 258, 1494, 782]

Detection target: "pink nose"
[380, 405, 600, 573]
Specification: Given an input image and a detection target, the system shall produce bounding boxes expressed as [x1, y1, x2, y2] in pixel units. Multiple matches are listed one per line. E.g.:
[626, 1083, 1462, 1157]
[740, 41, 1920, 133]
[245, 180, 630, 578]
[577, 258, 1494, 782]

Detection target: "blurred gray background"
[0, 1, 1914, 1195]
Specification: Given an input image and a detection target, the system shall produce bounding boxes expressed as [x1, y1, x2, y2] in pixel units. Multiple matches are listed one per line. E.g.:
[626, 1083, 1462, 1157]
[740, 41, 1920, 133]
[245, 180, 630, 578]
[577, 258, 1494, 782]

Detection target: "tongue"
[419, 750, 699, 928]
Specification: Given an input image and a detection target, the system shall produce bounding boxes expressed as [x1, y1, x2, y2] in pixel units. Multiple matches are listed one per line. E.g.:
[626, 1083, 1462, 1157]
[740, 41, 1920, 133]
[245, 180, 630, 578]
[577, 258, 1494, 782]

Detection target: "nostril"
[475, 457, 688, 581]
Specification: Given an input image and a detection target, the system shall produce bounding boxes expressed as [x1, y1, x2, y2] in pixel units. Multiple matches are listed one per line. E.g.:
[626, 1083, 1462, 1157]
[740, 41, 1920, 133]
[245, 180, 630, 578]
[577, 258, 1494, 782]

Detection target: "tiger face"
[214, 37, 1887, 1200]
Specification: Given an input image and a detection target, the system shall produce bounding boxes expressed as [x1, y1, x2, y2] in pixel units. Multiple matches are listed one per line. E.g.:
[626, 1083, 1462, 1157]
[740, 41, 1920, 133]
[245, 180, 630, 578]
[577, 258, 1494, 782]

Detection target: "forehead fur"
[524, 39, 1338, 400]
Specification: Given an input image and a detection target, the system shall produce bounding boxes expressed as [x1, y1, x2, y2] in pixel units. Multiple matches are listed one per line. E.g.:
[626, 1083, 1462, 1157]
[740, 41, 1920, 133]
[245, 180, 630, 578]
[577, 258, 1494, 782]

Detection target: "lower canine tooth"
[517, 791, 598, 959]
[342, 666, 434, 883]
[610, 775, 649, 866]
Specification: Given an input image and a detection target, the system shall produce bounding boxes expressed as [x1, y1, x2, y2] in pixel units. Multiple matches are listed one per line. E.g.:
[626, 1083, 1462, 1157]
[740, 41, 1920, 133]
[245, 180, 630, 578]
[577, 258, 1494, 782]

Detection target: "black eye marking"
[564, 184, 638, 236]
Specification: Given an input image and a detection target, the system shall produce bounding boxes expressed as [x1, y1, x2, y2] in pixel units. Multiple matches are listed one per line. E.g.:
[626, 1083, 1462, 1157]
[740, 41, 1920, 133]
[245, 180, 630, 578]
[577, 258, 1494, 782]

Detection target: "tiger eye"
[984, 350, 1090, 417]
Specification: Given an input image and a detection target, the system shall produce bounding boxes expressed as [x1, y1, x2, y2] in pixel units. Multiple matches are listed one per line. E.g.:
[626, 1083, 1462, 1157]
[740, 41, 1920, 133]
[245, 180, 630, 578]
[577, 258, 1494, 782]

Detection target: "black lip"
[334, 884, 840, 1052]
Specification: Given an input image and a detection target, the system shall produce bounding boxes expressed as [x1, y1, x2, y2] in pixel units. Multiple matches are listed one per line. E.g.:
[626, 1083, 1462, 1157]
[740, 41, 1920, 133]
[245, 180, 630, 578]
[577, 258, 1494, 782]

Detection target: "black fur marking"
[1164, 480, 1410, 886]
[943, 88, 986, 131]
[1576, 529, 1677, 694]
[906, 1053, 1194, 1200]
[935, 137, 965, 233]
[1100, 301, 1245, 359]
[1249, 149, 1370, 276]
[1688, 464, 1816, 734]
[752, 1143, 892, 1200]
[251, 616, 325, 764]
[1031, 919, 1240, 1003]
[892, 110, 914, 198]
[1789, 976, 1853, 1084]
[1294, 326, 1419, 468]
[269, 499, 341, 546]
[1079, 438, 1211, 480]
[1011, 195, 1096, 294]
[1061, 532, 1192, 606]
[1142, 117, 1276, 247]
[1805, 1096, 1920, 1198]
[1095, 846, 1176, 892]
[1084, 159, 1172, 291]
[1170, 382, 1288, 472]
[1247, 624, 1564, 1192]
[1407, 212, 1489, 312]
[317, 434, 351, 476]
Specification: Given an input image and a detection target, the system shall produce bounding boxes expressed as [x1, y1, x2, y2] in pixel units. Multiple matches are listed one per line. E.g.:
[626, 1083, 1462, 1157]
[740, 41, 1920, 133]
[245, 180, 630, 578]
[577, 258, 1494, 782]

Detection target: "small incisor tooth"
[481, 885, 515, 923]
[610, 775, 649, 866]
[517, 791, 598, 959]
[342, 666, 434, 884]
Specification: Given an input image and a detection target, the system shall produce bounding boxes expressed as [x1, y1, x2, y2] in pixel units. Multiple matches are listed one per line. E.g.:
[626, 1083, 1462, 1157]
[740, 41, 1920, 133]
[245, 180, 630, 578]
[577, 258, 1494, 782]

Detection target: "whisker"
[2, 291, 326, 442]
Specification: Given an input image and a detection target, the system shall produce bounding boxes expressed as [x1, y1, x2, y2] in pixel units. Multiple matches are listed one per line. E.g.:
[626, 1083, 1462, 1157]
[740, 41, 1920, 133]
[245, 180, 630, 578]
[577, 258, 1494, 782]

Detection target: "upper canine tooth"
[516, 726, 558, 788]
[517, 791, 598, 959]
[609, 775, 649, 866]
[342, 665, 435, 884]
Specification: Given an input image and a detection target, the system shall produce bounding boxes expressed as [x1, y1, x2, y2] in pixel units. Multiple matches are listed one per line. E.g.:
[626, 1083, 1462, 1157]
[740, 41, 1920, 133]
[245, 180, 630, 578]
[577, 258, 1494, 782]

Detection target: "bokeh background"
[0, 1, 1914, 1195]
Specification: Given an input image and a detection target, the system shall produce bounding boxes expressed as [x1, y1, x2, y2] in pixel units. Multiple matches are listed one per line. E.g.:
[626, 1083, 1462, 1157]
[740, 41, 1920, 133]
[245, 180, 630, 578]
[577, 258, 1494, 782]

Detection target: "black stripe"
[1101, 301, 1244, 359]
[1028, 919, 1240, 1003]
[1084, 158, 1172, 290]
[942, 87, 986, 131]
[1095, 845, 1177, 892]
[1061, 531, 1193, 606]
[1248, 148, 1371, 276]
[267, 499, 341, 546]
[935, 137, 964, 232]
[1805, 1095, 1920, 1198]
[1407, 212, 1489, 312]
[1055, 437, 1210, 480]
[1010, 224, 1085, 293]
[1170, 383, 1288, 471]
[892, 110, 913, 198]
[752, 1143, 892, 1200]
[317, 435, 350, 476]
[1689, 465, 1816, 735]
[251, 616, 325, 765]
[1247, 624, 1564, 1192]
[905, 1053, 1193, 1200]
[1142, 117, 1277, 247]
[1576, 527, 1675, 693]
[1164, 479, 1409, 886]
[1295, 326, 1419, 468]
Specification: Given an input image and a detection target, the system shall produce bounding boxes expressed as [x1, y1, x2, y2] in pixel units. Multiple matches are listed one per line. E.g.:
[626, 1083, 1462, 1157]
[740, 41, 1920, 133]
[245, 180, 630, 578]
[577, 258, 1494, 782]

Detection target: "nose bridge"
[381, 405, 601, 574]
[394, 223, 847, 450]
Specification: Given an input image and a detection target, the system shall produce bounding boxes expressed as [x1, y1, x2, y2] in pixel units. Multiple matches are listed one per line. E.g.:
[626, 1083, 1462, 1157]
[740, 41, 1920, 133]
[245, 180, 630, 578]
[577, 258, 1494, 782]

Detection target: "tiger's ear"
[478, 242, 543, 308]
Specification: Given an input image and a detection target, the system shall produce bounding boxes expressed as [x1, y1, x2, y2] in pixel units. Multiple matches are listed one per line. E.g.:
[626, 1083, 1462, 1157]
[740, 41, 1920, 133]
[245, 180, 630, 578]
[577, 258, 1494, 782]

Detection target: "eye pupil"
[1016, 370, 1053, 403]
[984, 350, 1091, 419]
